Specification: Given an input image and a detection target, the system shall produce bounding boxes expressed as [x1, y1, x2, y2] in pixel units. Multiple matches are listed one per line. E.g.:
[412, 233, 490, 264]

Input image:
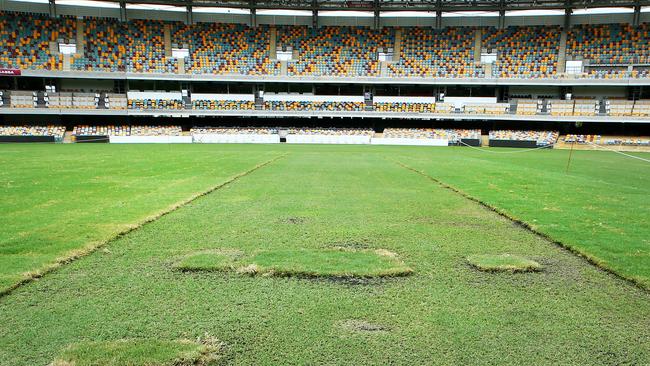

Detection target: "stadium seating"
[265, 101, 364, 111]
[549, 100, 574, 116]
[464, 103, 509, 115]
[374, 102, 436, 113]
[9, 91, 37, 108]
[175, 23, 279, 75]
[190, 127, 277, 135]
[192, 100, 255, 110]
[567, 23, 650, 65]
[0, 125, 65, 139]
[383, 128, 480, 141]
[106, 94, 128, 109]
[483, 26, 560, 78]
[0, 12, 75, 71]
[572, 99, 598, 116]
[124, 19, 176, 73]
[606, 100, 634, 116]
[73, 125, 181, 136]
[515, 99, 540, 115]
[489, 130, 559, 145]
[130, 125, 182, 136]
[288, 128, 373, 136]
[279, 26, 393, 77]
[0, 10, 648, 82]
[72, 17, 125, 72]
[604, 137, 650, 146]
[73, 125, 130, 136]
[563, 134, 602, 144]
[128, 99, 184, 110]
[388, 27, 482, 78]
[632, 100, 650, 117]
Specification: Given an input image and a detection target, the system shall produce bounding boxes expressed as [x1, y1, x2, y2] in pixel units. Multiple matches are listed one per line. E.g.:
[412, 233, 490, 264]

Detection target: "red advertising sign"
[0, 68, 21, 76]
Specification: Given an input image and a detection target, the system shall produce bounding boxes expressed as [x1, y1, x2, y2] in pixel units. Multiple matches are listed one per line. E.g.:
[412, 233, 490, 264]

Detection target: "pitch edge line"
[392, 159, 648, 293]
[0, 153, 288, 299]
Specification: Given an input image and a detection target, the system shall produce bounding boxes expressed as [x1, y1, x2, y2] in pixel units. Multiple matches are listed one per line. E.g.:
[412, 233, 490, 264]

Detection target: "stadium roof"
[55, 0, 650, 12]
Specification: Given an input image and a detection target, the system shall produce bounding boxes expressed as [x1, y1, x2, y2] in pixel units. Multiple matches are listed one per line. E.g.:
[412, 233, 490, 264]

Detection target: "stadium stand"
[374, 102, 436, 113]
[464, 103, 509, 115]
[192, 100, 255, 110]
[279, 26, 393, 77]
[572, 99, 598, 116]
[72, 17, 125, 72]
[483, 26, 560, 78]
[124, 19, 176, 73]
[563, 134, 602, 144]
[0, 125, 65, 139]
[606, 100, 634, 116]
[604, 137, 650, 146]
[191, 127, 278, 135]
[106, 94, 128, 109]
[175, 23, 279, 75]
[383, 128, 480, 141]
[9, 91, 37, 108]
[489, 130, 559, 146]
[128, 99, 184, 110]
[130, 125, 182, 136]
[265, 101, 365, 111]
[567, 23, 650, 66]
[515, 99, 540, 115]
[549, 100, 575, 116]
[0, 12, 75, 71]
[73, 125, 130, 136]
[388, 27, 482, 78]
[632, 100, 650, 117]
[288, 127, 373, 136]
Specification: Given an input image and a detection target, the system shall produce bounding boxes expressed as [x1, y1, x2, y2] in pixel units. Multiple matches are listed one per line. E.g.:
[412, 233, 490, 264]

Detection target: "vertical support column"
[474, 28, 482, 64]
[76, 19, 85, 55]
[178, 57, 185, 74]
[62, 54, 71, 71]
[269, 26, 277, 60]
[392, 28, 401, 62]
[48, 0, 57, 17]
[633, 5, 641, 27]
[557, 29, 567, 73]
[186, 5, 193, 25]
[163, 24, 172, 58]
[312, 0, 318, 29]
[280, 61, 288, 76]
[498, 10, 505, 29]
[119, 0, 127, 22]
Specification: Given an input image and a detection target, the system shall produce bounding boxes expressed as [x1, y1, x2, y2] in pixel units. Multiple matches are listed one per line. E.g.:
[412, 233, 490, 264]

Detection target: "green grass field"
[0, 144, 649, 365]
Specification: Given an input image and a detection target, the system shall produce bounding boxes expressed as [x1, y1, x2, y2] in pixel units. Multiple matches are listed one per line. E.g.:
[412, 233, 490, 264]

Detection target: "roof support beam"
[119, 0, 127, 22]
[373, 0, 380, 29]
[250, 0, 256, 27]
[48, 0, 57, 18]
[186, 1, 193, 24]
[633, 1, 641, 26]
[311, 0, 318, 28]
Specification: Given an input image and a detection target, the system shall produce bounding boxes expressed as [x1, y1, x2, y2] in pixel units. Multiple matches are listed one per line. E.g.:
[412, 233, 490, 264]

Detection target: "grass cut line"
[0, 154, 286, 298]
[173, 249, 243, 272]
[392, 159, 649, 291]
[49, 337, 224, 366]
[467, 254, 542, 273]
[250, 249, 413, 278]
[174, 248, 413, 279]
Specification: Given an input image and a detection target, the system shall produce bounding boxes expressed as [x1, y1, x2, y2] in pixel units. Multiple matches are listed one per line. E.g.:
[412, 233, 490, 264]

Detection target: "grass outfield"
[0, 144, 649, 364]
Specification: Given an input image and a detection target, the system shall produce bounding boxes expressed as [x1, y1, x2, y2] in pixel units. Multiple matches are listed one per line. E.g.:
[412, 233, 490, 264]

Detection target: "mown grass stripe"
[392, 159, 649, 292]
[0, 154, 287, 298]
